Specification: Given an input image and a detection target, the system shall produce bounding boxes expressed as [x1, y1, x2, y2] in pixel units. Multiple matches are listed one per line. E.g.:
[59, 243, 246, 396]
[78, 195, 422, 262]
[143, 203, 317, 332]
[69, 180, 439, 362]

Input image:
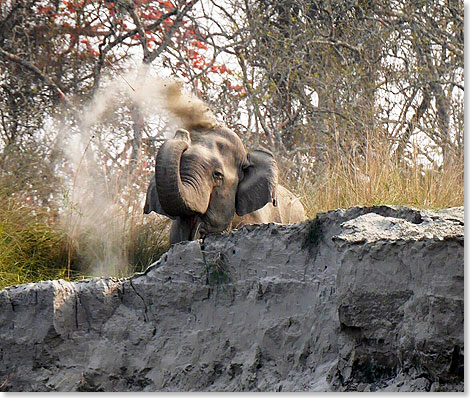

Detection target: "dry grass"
[67, 209, 170, 278]
[0, 131, 463, 290]
[291, 138, 464, 219]
[63, 171, 171, 278]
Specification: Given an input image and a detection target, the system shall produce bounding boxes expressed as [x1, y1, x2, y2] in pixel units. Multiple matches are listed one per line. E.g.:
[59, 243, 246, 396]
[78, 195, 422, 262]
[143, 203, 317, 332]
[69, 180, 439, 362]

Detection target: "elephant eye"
[213, 170, 224, 182]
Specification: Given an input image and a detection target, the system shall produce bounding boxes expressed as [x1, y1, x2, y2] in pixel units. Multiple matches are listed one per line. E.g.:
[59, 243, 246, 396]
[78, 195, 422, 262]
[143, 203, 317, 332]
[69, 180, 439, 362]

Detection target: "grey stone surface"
[0, 205, 464, 392]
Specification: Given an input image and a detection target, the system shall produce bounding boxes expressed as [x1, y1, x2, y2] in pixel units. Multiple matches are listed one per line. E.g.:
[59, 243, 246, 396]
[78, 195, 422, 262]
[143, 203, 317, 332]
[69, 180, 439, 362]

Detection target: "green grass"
[0, 199, 72, 289]
[0, 195, 170, 290]
[204, 252, 231, 286]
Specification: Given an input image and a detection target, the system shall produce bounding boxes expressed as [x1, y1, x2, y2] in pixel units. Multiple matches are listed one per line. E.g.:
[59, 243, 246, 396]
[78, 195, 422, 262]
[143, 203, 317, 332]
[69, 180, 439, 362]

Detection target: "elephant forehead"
[186, 144, 216, 161]
[193, 128, 245, 154]
[194, 136, 245, 162]
[214, 136, 241, 156]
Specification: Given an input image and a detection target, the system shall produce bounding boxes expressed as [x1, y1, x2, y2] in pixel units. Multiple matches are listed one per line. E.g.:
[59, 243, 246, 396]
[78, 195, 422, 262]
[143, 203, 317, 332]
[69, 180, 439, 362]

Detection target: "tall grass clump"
[62, 152, 171, 279]
[292, 132, 464, 219]
[0, 186, 170, 290]
[0, 147, 171, 290]
[0, 197, 72, 290]
[66, 198, 170, 278]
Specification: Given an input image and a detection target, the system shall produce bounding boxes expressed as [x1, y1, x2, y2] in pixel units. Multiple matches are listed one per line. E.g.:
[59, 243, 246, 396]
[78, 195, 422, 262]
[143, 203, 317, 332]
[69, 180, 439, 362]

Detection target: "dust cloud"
[60, 71, 217, 277]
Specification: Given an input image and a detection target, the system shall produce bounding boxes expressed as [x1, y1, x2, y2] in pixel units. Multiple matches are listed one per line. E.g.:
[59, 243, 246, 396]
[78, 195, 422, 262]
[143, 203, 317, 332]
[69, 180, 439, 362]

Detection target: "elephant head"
[144, 127, 278, 243]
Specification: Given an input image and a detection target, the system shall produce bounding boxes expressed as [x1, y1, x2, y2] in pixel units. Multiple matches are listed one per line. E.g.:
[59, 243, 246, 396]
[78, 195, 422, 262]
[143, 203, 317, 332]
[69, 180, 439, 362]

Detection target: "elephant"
[144, 126, 306, 244]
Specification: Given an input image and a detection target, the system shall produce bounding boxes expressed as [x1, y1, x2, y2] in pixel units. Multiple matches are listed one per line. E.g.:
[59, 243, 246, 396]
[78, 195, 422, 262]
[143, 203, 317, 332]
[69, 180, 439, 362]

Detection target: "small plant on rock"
[203, 252, 231, 287]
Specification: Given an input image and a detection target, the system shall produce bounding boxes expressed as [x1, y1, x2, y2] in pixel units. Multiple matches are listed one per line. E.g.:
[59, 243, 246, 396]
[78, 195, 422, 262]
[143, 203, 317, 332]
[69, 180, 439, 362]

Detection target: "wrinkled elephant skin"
[144, 127, 306, 244]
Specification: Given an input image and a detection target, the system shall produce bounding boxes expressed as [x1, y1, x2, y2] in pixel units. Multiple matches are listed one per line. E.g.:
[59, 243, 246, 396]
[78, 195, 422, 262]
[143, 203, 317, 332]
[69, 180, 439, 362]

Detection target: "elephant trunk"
[155, 139, 210, 217]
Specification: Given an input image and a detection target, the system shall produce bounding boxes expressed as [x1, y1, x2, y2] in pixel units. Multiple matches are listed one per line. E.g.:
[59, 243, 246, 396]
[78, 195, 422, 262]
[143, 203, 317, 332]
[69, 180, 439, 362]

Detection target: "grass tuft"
[291, 136, 464, 219]
[204, 252, 231, 286]
[0, 199, 72, 290]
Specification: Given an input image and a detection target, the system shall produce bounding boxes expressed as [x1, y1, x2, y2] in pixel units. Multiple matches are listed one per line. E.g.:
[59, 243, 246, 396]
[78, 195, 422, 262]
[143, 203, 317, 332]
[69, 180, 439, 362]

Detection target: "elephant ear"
[235, 149, 278, 217]
[144, 175, 175, 219]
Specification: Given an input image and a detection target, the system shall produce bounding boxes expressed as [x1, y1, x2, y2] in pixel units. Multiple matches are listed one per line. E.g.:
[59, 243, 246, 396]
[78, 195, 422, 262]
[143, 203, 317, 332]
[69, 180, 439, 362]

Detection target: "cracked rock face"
[0, 206, 463, 392]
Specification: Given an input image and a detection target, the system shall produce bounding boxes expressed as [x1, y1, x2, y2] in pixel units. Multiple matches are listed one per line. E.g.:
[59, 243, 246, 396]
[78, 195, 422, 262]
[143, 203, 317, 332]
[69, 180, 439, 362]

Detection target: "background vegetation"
[0, 0, 464, 289]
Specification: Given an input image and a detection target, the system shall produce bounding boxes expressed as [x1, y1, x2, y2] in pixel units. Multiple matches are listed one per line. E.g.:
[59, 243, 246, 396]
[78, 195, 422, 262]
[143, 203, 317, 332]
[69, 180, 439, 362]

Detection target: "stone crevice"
[128, 278, 149, 323]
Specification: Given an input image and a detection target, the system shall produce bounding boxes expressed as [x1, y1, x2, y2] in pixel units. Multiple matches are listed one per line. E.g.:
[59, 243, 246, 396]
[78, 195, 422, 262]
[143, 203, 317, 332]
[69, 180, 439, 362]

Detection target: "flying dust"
[60, 71, 218, 277]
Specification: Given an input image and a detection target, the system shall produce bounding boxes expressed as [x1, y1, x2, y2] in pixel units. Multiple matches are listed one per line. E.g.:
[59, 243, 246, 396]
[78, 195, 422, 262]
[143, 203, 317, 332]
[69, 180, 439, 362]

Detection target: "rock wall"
[0, 206, 464, 392]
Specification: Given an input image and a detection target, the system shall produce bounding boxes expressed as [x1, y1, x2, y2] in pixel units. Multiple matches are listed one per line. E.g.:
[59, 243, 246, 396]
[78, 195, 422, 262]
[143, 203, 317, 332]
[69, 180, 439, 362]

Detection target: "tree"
[0, 0, 464, 200]
[199, 0, 463, 183]
[0, 0, 227, 202]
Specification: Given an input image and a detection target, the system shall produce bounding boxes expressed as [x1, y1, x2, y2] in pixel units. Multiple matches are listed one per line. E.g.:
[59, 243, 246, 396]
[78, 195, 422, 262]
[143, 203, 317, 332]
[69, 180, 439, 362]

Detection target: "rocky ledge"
[0, 206, 464, 392]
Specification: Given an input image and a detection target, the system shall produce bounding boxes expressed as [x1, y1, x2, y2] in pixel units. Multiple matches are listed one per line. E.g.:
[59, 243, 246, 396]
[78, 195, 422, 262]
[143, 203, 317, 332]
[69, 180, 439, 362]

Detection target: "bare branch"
[0, 47, 71, 108]
[144, 0, 200, 64]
